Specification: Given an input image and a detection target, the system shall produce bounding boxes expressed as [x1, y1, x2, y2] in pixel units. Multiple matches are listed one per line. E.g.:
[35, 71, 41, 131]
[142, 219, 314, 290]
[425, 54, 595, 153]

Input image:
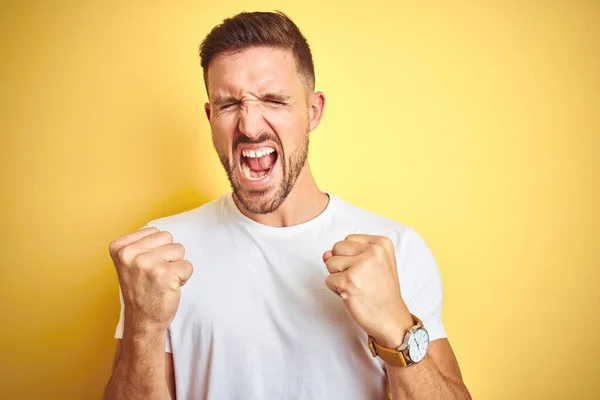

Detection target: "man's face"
[205, 47, 312, 214]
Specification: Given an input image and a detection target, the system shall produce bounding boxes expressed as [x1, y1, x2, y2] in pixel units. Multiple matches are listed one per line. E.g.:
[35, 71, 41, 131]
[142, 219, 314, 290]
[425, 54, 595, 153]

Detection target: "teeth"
[242, 147, 275, 158]
[241, 161, 253, 179]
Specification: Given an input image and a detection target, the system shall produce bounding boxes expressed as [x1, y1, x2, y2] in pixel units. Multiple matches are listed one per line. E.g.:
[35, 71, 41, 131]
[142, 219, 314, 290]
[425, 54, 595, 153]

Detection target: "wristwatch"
[368, 314, 430, 367]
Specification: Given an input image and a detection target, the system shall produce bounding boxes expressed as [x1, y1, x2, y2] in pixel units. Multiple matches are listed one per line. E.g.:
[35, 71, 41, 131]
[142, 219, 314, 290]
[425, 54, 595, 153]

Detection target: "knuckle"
[174, 242, 185, 254]
[332, 241, 343, 255]
[117, 244, 133, 263]
[183, 260, 194, 276]
[331, 242, 342, 254]
[370, 244, 385, 258]
[133, 252, 158, 270]
[378, 235, 393, 247]
[325, 274, 336, 289]
[324, 258, 334, 271]
[381, 237, 395, 253]
[345, 269, 358, 286]
[108, 238, 121, 255]
[131, 252, 149, 269]
[160, 231, 174, 243]
[356, 257, 369, 269]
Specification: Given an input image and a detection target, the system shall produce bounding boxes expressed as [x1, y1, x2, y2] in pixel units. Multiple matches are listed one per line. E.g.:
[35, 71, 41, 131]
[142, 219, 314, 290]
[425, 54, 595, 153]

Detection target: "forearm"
[104, 327, 170, 400]
[386, 356, 470, 400]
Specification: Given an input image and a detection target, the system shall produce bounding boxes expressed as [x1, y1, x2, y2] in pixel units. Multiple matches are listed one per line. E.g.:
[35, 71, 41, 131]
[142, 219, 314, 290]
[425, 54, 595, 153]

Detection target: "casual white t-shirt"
[114, 193, 446, 400]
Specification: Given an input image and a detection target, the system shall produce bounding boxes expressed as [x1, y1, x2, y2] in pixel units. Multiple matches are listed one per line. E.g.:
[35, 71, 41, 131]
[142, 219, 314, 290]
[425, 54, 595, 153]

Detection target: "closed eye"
[221, 102, 239, 110]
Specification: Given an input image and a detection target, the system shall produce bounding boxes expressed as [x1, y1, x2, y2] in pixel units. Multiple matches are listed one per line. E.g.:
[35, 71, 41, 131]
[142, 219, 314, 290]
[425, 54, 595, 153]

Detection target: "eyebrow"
[260, 93, 291, 102]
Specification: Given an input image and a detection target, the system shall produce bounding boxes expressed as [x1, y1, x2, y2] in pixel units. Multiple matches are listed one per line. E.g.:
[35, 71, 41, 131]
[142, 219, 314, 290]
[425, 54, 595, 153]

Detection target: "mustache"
[234, 133, 281, 150]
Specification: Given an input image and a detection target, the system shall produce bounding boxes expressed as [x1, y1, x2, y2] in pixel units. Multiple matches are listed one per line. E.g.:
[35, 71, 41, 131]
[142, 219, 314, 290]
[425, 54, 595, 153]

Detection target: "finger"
[117, 231, 174, 265]
[109, 227, 160, 260]
[322, 250, 333, 263]
[170, 259, 194, 287]
[325, 272, 348, 299]
[324, 255, 354, 273]
[148, 243, 185, 262]
[135, 230, 174, 250]
[345, 234, 395, 254]
[331, 240, 369, 257]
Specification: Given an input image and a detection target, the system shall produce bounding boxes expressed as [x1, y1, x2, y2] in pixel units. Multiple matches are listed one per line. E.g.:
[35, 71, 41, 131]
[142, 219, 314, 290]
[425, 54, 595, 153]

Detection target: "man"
[104, 11, 470, 400]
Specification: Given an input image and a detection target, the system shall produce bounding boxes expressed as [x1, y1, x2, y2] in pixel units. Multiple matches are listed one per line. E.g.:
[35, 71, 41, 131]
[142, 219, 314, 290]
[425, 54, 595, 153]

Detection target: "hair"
[199, 11, 315, 94]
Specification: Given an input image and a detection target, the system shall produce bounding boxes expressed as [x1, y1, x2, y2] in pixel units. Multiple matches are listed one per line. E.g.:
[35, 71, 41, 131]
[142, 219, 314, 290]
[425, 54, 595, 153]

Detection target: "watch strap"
[367, 314, 423, 367]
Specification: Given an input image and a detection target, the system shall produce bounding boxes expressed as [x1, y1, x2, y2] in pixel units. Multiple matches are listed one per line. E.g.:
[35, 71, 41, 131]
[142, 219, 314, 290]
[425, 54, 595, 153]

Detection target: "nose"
[238, 101, 264, 139]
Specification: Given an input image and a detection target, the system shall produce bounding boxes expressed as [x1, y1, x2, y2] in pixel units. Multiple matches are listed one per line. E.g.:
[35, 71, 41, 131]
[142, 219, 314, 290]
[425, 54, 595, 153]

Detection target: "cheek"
[265, 110, 309, 147]
[211, 117, 235, 153]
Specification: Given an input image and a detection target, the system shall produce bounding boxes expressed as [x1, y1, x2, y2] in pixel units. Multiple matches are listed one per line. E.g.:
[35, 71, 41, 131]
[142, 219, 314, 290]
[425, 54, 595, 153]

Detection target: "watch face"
[408, 328, 429, 363]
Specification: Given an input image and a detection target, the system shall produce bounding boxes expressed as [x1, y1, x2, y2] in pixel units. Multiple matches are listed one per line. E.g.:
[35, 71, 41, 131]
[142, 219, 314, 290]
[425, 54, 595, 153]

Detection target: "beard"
[215, 131, 309, 215]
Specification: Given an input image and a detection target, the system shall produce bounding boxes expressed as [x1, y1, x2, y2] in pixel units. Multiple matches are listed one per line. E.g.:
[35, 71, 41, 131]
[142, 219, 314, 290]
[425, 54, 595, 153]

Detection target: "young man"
[104, 11, 470, 400]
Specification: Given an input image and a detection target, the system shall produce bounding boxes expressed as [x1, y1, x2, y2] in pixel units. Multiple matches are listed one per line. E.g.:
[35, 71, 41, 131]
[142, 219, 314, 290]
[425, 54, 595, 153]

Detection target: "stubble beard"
[215, 133, 309, 215]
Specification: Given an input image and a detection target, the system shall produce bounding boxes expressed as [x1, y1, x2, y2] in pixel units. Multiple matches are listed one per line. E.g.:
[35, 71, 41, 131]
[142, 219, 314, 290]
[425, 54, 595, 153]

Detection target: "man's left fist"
[323, 234, 414, 349]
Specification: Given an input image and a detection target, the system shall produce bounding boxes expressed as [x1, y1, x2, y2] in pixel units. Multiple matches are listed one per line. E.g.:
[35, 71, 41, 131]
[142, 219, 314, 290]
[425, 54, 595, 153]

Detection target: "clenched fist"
[323, 234, 414, 349]
[109, 227, 193, 333]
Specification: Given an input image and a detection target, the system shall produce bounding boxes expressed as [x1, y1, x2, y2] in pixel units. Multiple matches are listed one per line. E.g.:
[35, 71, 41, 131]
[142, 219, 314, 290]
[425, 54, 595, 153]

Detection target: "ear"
[308, 91, 326, 132]
[204, 102, 211, 122]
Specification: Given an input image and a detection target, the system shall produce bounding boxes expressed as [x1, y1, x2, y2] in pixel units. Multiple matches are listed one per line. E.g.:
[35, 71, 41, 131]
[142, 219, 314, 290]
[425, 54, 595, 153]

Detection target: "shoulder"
[332, 197, 444, 325]
[331, 195, 412, 241]
[144, 194, 230, 242]
[331, 195, 436, 269]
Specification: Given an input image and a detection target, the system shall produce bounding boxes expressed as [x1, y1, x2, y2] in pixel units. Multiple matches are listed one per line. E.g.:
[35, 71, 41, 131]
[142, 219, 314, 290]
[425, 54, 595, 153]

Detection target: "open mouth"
[239, 147, 279, 181]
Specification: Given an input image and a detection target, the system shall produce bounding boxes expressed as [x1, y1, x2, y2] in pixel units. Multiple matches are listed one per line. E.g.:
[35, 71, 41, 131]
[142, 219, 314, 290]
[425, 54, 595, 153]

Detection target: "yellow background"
[1, 1, 598, 399]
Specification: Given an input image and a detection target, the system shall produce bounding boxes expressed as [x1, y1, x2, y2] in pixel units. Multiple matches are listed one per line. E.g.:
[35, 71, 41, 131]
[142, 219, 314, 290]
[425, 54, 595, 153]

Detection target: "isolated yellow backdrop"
[1, 1, 598, 399]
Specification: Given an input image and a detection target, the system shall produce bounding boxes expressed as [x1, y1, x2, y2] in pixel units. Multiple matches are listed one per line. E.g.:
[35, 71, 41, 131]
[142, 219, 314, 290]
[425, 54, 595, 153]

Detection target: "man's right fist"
[109, 227, 194, 333]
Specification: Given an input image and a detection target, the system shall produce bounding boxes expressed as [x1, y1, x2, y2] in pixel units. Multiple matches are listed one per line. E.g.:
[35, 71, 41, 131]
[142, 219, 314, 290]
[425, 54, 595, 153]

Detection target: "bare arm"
[385, 339, 470, 400]
[104, 227, 192, 400]
[322, 235, 470, 399]
[104, 335, 176, 400]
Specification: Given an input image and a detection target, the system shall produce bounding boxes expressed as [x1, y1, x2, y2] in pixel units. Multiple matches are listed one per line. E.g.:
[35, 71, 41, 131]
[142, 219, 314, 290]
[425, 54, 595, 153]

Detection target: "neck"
[233, 163, 329, 227]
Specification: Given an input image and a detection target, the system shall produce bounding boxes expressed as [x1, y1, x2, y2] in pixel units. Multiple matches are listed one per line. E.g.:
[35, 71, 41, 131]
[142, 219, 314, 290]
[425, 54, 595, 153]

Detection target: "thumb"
[322, 250, 333, 263]
[169, 260, 194, 290]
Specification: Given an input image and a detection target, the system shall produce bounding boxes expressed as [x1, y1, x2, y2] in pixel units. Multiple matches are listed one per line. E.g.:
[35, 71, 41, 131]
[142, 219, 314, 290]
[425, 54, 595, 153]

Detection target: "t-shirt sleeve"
[165, 328, 172, 353]
[114, 287, 125, 339]
[395, 227, 447, 341]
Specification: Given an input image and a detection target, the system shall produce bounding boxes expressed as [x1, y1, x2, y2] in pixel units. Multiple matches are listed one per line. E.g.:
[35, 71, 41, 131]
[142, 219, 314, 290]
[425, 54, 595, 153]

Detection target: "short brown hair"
[199, 11, 315, 93]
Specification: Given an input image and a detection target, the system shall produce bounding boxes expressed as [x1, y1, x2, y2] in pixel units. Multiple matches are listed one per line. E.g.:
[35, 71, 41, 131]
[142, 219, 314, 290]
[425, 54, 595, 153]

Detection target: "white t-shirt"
[115, 193, 446, 400]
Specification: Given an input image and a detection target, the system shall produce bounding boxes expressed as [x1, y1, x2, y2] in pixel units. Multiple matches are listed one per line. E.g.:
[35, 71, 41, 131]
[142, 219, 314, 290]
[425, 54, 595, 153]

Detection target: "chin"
[233, 148, 286, 213]
[233, 178, 285, 215]
[223, 139, 307, 215]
